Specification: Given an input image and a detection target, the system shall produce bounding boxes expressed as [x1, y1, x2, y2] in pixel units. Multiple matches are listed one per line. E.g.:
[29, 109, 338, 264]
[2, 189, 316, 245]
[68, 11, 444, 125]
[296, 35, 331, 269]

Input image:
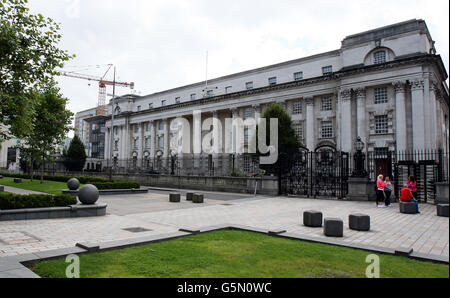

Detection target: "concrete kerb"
[1, 224, 448, 278]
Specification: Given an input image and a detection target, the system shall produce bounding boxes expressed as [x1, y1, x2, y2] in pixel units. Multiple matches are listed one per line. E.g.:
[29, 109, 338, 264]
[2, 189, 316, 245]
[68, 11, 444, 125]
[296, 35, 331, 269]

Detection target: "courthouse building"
[104, 19, 449, 171]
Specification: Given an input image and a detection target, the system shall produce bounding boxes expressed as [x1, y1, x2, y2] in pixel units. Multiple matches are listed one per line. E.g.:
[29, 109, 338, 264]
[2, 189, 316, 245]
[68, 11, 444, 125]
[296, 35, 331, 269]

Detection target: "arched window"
[373, 50, 386, 64]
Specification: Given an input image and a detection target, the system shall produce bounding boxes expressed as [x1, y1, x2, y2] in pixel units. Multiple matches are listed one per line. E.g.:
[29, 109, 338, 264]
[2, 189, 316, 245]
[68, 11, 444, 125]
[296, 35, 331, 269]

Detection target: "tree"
[257, 102, 302, 175]
[0, 0, 73, 140]
[63, 135, 87, 172]
[17, 86, 73, 182]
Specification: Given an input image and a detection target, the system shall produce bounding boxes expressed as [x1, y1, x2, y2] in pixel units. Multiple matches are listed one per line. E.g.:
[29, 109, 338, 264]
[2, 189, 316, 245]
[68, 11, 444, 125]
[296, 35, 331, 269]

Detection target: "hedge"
[0, 192, 77, 210]
[0, 173, 140, 189]
[93, 181, 141, 190]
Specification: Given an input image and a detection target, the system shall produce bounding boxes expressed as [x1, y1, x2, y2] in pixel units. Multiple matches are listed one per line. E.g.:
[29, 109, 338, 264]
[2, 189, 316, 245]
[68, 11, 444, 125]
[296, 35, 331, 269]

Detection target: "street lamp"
[352, 136, 368, 177]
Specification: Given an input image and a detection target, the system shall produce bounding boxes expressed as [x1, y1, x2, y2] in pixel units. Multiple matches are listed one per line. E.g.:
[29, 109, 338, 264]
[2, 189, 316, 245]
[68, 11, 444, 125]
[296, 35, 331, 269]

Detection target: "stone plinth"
[347, 177, 373, 201]
[435, 183, 449, 204]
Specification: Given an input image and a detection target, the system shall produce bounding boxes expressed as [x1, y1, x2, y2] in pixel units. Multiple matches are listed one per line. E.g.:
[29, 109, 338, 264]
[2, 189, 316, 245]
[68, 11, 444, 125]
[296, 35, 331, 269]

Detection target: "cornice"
[107, 54, 446, 122]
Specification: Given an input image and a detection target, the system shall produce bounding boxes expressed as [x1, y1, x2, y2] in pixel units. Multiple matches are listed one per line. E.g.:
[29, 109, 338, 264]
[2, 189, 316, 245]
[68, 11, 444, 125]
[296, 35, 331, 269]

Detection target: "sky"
[27, 0, 449, 138]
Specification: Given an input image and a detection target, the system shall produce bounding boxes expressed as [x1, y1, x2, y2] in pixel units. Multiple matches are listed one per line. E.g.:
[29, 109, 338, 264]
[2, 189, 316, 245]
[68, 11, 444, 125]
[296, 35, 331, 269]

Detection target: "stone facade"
[103, 19, 449, 163]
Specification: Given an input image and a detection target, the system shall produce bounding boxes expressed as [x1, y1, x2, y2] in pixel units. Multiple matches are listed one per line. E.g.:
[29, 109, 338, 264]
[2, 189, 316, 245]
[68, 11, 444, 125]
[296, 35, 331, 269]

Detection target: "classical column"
[163, 119, 170, 158]
[340, 89, 352, 152]
[150, 121, 156, 158]
[393, 81, 408, 152]
[411, 79, 426, 151]
[305, 97, 315, 151]
[120, 125, 126, 160]
[105, 128, 110, 162]
[231, 108, 239, 154]
[212, 111, 222, 155]
[254, 104, 261, 121]
[355, 88, 367, 144]
[140, 123, 145, 159]
[427, 79, 438, 150]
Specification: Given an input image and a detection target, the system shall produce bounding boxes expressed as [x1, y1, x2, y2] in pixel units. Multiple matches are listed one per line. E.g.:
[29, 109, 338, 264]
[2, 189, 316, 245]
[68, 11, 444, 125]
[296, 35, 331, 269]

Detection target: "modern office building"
[74, 108, 98, 156]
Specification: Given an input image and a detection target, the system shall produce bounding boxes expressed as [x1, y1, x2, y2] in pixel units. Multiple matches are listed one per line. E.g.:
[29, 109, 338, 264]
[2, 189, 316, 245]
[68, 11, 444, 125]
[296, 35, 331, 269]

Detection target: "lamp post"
[352, 136, 368, 177]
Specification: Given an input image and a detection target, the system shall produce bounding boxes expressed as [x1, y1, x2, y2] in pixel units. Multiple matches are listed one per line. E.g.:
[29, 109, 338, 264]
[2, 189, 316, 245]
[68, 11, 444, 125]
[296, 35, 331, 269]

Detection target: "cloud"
[27, 0, 449, 137]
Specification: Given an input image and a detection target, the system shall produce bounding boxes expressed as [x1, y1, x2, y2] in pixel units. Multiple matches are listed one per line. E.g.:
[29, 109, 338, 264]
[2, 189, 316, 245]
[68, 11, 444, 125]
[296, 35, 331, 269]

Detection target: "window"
[159, 121, 165, 131]
[268, 77, 277, 86]
[375, 87, 388, 104]
[293, 102, 302, 115]
[373, 51, 386, 64]
[114, 127, 118, 136]
[321, 97, 332, 111]
[294, 72, 303, 81]
[134, 125, 139, 133]
[158, 136, 164, 149]
[321, 121, 333, 138]
[375, 147, 389, 159]
[133, 138, 139, 150]
[246, 82, 254, 90]
[206, 90, 214, 97]
[137, 106, 142, 112]
[375, 115, 389, 134]
[145, 122, 151, 132]
[244, 108, 254, 119]
[322, 66, 333, 75]
[114, 140, 119, 151]
[145, 137, 152, 149]
[161, 100, 167, 107]
[190, 94, 196, 100]
[175, 97, 181, 104]
[225, 86, 233, 94]
[149, 103, 154, 109]
[244, 128, 249, 147]
[243, 155, 252, 174]
[293, 123, 304, 141]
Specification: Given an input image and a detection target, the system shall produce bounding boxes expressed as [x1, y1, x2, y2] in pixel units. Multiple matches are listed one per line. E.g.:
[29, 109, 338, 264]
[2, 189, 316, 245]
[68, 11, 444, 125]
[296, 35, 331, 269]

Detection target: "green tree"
[17, 86, 73, 183]
[257, 102, 302, 175]
[63, 135, 87, 172]
[0, 0, 73, 140]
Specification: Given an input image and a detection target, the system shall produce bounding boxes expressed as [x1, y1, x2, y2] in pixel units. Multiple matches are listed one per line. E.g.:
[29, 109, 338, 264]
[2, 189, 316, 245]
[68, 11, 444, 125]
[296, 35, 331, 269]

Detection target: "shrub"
[93, 181, 141, 190]
[0, 192, 77, 210]
[0, 173, 139, 189]
[63, 135, 87, 172]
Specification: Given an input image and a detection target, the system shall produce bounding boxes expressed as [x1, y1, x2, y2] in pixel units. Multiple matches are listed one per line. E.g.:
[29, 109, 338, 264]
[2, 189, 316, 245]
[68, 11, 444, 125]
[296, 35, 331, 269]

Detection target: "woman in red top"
[376, 175, 387, 208]
[407, 176, 417, 199]
[401, 184, 420, 213]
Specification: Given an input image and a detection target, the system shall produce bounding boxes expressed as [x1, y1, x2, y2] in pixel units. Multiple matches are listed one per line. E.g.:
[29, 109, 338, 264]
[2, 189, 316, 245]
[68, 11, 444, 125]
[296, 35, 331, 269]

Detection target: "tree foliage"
[0, 0, 73, 139]
[258, 103, 302, 175]
[17, 86, 73, 182]
[63, 134, 87, 172]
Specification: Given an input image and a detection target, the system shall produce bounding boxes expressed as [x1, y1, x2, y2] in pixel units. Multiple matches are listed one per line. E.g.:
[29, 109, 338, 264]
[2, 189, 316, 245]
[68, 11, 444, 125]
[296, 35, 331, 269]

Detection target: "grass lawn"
[0, 177, 73, 195]
[31, 230, 449, 278]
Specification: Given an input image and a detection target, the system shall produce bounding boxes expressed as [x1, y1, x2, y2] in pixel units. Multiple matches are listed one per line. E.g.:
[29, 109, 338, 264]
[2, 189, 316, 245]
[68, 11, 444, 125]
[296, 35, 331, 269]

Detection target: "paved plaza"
[0, 188, 448, 259]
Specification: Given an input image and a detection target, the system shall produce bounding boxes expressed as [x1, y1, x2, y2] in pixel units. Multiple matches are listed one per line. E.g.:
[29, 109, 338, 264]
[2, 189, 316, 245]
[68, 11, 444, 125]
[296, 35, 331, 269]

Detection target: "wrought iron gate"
[280, 147, 350, 199]
[393, 151, 446, 204]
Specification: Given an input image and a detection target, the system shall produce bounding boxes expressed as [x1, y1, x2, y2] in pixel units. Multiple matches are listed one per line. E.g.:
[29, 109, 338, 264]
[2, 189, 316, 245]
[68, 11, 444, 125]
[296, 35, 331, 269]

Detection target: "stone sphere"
[78, 184, 100, 205]
[67, 178, 80, 191]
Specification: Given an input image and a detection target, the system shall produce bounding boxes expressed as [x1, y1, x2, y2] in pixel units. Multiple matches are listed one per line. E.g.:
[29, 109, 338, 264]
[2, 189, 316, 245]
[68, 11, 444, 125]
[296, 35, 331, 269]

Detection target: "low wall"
[41, 171, 280, 196]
